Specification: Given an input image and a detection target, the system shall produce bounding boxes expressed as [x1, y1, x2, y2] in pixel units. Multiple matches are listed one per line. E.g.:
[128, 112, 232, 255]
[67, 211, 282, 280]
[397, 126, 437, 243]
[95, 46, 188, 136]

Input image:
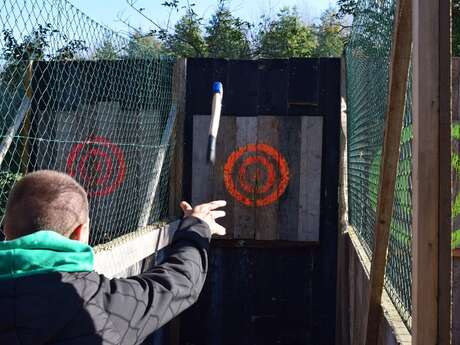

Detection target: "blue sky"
[71, 0, 338, 36]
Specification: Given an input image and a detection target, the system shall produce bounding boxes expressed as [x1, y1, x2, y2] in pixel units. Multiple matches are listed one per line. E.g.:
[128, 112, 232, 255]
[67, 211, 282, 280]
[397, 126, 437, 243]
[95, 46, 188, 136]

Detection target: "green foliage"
[454, 0, 460, 56]
[314, 8, 345, 57]
[93, 40, 119, 60]
[257, 7, 316, 59]
[126, 32, 163, 58]
[165, 8, 207, 57]
[0, 171, 22, 218]
[337, 0, 358, 18]
[1, 23, 88, 89]
[204, 0, 251, 59]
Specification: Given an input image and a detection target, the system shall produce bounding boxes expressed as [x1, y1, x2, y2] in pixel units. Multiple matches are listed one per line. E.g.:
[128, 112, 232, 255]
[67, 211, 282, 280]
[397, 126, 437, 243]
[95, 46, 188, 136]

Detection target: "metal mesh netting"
[345, 0, 413, 329]
[0, 0, 177, 246]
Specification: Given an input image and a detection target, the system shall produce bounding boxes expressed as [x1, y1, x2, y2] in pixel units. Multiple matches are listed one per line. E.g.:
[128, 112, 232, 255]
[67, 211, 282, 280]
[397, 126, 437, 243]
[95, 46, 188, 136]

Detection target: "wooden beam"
[94, 221, 180, 278]
[412, 0, 451, 344]
[364, 0, 412, 344]
[169, 58, 187, 219]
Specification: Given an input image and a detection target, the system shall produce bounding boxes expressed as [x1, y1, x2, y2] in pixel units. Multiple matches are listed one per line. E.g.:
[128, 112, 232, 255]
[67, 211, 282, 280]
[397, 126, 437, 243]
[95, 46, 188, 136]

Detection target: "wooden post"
[412, 0, 451, 344]
[363, 1, 412, 344]
[20, 61, 33, 173]
[169, 58, 187, 219]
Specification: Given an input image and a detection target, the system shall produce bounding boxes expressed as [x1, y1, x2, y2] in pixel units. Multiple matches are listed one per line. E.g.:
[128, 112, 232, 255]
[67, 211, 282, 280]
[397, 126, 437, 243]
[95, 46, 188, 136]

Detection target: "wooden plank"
[298, 116, 323, 242]
[412, 0, 451, 343]
[233, 116, 257, 239]
[276, 117, 300, 241]
[211, 239, 319, 248]
[192, 116, 213, 205]
[169, 58, 187, 219]
[364, 0, 413, 344]
[256, 116, 280, 240]
[93, 220, 180, 278]
[213, 116, 236, 239]
[437, 0, 452, 343]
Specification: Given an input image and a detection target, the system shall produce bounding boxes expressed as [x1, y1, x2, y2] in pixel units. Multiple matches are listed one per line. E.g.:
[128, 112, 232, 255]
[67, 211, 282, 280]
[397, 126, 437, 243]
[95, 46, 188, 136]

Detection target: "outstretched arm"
[102, 201, 226, 345]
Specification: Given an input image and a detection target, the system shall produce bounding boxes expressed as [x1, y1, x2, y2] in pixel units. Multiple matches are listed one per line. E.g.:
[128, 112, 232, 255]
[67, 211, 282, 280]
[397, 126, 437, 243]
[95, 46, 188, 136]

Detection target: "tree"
[1, 23, 87, 88]
[126, 31, 163, 58]
[93, 40, 119, 60]
[164, 7, 207, 57]
[257, 7, 317, 58]
[205, 0, 251, 59]
[337, 0, 358, 18]
[314, 7, 345, 57]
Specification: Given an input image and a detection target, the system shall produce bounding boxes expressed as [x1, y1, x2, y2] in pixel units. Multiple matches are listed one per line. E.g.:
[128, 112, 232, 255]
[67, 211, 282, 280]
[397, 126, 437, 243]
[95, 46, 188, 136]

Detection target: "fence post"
[0, 61, 33, 169]
[363, 0, 412, 344]
[412, 0, 451, 344]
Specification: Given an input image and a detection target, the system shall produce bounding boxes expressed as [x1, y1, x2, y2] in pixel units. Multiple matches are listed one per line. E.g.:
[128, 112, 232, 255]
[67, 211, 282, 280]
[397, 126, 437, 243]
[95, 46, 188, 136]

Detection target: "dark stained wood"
[212, 239, 320, 248]
[169, 58, 187, 219]
[233, 116, 258, 239]
[183, 57, 341, 344]
[227, 60, 259, 116]
[179, 246, 315, 345]
[313, 58, 341, 345]
[276, 116, 300, 241]
[258, 60, 289, 116]
[288, 58, 320, 116]
[364, 0, 412, 343]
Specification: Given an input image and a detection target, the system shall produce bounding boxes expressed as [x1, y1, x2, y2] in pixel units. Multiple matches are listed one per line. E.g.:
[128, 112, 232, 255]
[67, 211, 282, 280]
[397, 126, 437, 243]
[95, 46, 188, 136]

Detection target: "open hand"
[180, 200, 227, 236]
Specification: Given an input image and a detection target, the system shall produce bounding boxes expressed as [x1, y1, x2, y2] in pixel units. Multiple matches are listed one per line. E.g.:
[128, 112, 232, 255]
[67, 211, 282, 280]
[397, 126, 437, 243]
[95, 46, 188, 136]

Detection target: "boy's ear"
[69, 224, 85, 242]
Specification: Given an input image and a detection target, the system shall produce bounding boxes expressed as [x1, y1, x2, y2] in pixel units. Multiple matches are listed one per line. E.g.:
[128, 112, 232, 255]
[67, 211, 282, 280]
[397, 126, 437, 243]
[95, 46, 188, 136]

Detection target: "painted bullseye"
[238, 155, 275, 194]
[224, 143, 290, 207]
[66, 136, 126, 197]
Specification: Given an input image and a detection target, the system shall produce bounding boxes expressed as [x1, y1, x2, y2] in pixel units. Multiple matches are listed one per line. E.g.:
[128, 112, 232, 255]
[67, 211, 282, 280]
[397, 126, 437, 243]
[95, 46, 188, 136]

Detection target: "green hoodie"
[0, 230, 94, 280]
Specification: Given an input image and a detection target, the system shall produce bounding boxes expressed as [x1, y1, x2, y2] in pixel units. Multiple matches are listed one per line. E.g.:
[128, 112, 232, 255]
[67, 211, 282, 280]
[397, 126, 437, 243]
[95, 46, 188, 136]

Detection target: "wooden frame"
[363, 0, 412, 344]
[412, 0, 451, 344]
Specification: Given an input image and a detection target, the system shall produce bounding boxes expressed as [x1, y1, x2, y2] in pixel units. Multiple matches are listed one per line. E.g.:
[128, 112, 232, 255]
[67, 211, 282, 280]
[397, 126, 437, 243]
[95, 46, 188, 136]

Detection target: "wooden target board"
[192, 115, 323, 242]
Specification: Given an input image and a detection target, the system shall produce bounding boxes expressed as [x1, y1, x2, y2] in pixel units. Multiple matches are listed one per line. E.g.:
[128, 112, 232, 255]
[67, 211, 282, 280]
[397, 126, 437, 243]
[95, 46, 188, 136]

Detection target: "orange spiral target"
[224, 143, 290, 207]
[66, 136, 126, 197]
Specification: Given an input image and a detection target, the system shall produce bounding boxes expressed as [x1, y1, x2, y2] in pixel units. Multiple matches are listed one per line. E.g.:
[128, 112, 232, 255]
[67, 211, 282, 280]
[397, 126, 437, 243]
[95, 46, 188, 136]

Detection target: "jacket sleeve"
[102, 216, 211, 345]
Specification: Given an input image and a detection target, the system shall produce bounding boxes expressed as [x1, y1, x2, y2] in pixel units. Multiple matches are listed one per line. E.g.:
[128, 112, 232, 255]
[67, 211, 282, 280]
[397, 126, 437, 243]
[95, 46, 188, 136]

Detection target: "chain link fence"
[0, 0, 177, 246]
[345, 0, 413, 329]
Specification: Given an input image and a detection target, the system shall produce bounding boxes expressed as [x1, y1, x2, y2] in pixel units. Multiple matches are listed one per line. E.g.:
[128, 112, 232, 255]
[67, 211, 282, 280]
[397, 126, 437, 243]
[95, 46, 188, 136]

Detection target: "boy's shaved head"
[4, 170, 89, 240]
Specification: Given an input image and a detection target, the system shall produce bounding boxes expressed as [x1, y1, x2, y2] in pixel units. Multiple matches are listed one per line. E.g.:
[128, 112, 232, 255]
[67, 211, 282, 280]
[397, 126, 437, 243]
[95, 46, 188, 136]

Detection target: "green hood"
[0, 230, 94, 280]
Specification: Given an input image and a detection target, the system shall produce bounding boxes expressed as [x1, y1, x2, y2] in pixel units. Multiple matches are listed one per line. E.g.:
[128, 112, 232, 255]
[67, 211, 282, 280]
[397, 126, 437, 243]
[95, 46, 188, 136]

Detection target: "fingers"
[199, 200, 227, 211]
[210, 210, 226, 219]
[212, 223, 226, 236]
[180, 201, 193, 212]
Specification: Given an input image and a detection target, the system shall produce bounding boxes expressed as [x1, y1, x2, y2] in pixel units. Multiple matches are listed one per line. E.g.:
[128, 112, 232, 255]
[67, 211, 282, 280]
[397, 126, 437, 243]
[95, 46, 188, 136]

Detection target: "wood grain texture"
[233, 116, 258, 239]
[191, 115, 323, 242]
[169, 58, 187, 219]
[213, 116, 236, 239]
[192, 116, 213, 205]
[298, 117, 323, 242]
[412, 0, 449, 344]
[277, 116, 300, 241]
[364, 0, 412, 344]
[256, 116, 280, 240]
[437, 0, 452, 343]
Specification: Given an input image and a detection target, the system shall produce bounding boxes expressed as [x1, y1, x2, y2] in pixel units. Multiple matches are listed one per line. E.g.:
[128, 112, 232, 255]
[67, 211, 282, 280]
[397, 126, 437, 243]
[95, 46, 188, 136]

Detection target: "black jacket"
[0, 217, 211, 345]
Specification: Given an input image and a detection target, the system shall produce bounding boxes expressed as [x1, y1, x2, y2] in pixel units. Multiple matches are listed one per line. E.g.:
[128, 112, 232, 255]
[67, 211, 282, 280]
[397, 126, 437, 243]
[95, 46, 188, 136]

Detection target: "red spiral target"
[66, 136, 126, 197]
[224, 143, 290, 207]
